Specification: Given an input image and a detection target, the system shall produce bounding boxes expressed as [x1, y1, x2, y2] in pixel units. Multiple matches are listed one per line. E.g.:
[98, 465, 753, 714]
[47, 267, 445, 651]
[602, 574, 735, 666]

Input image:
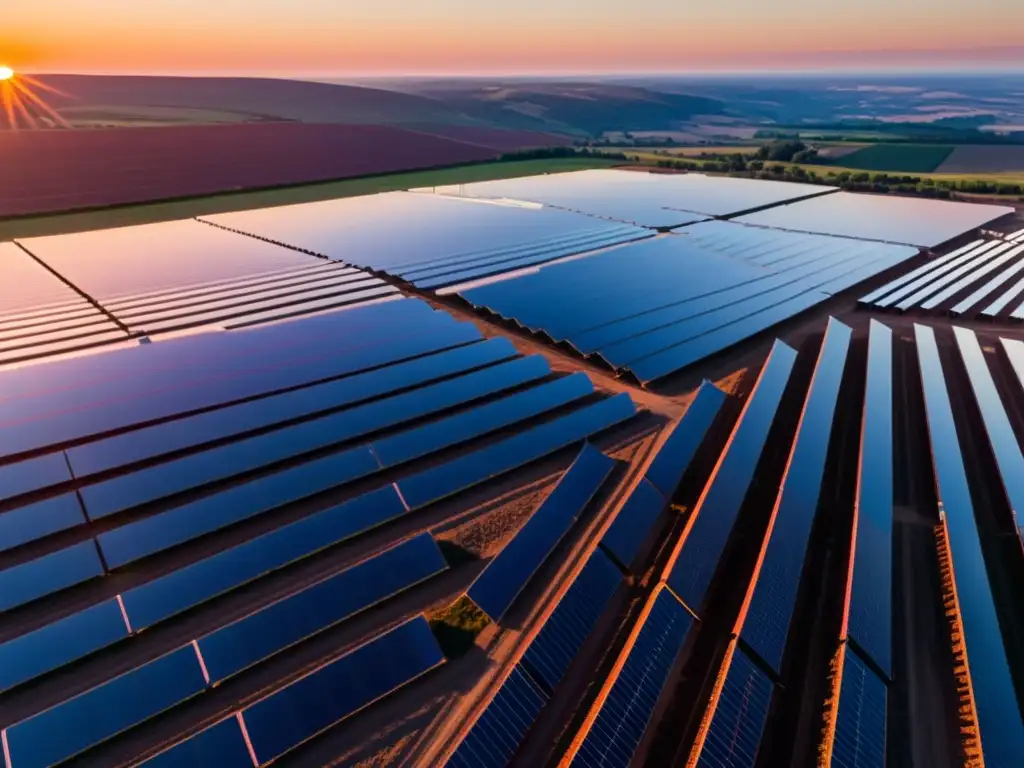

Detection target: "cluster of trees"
[498, 146, 629, 161]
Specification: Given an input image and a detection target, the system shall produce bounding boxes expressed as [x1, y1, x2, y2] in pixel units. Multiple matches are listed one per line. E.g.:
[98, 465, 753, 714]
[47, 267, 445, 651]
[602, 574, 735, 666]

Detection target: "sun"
[0, 67, 13, 81]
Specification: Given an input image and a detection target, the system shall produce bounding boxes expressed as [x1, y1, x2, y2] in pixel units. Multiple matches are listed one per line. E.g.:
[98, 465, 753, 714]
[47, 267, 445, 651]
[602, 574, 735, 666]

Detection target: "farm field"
[0, 156, 620, 241]
[817, 143, 955, 173]
[937, 145, 1024, 173]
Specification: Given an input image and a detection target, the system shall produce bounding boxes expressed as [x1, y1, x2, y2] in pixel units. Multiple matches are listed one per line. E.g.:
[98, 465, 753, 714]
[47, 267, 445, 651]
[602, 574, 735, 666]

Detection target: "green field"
[0, 156, 618, 242]
[820, 143, 955, 173]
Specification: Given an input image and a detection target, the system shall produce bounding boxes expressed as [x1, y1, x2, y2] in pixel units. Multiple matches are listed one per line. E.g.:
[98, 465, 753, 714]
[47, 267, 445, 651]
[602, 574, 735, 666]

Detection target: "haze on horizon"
[3, 0, 1024, 77]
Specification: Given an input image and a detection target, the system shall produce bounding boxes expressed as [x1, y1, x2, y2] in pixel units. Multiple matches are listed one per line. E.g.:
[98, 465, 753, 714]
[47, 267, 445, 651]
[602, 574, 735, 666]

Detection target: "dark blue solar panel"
[915, 323, 1024, 765]
[667, 341, 798, 613]
[0, 452, 71, 502]
[241, 616, 444, 764]
[397, 393, 637, 510]
[372, 372, 595, 469]
[570, 587, 694, 768]
[644, 381, 727, 500]
[198, 534, 447, 683]
[140, 716, 254, 768]
[80, 355, 547, 519]
[0, 540, 104, 611]
[98, 446, 378, 569]
[521, 547, 622, 690]
[446, 665, 548, 767]
[600, 479, 667, 570]
[0, 599, 128, 692]
[3, 645, 207, 768]
[831, 647, 887, 768]
[446, 665, 549, 768]
[697, 646, 774, 768]
[120, 485, 406, 630]
[0, 300, 480, 460]
[67, 338, 518, 478]
[468, 443, 615, 622]
[742, 319, 852, 674]
[0, 493, 85, 553]
[955, 326, 1024, 540]
[848, 320, 894, 677]
[858, 239, 983, 305]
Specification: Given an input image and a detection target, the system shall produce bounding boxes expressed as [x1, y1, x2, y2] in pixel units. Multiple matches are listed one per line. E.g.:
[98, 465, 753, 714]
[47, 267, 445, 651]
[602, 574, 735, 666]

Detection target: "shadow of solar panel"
[397, 393, 637, 511]
[2, 645, 207, 768]
[0, 493, 85, 553]
[198, 533, 447, 683]
[68, 338, 518, 479]
[666, 341, 797, 611]
[446, 665, 549, 768]
[80, 354, 549, 519]
[0, 299, 476, 460]
[240, 616, 444, 764]
[859, 239, 983, 306]
[467, 443, 615, 622]
[373, 372, 594, 469]
[956, 327, 1024, 541]
[0, 453, 72, 504]
[743, 319, 851, 674]
[645, 381, 728, 500]
[847, 321, 894, 677]
[140, 716, 255, 767]
[0, 599, 129, 693]
[697, 646, 774, 768]
[832, 648, 887, 768]
[97, 446, 378, 569]
[522, 547, 622, 690]
[600, 479, 666, 571]
[915, 324, 1024, 763]
[120, 485, 406, 629]
[570, 587, 694, 768]
[0, 540, 104, 611]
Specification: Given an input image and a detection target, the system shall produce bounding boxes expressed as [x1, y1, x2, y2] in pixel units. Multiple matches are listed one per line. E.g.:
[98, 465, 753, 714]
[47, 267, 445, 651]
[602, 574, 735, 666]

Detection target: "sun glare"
[0, 67, 14, 81]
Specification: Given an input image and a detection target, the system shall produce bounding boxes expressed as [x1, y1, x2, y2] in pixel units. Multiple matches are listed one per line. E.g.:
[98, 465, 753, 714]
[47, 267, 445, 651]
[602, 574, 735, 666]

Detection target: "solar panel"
[97, 446, 379, 568]
[446, 665, 549, 768]
[373, 372, 595, 468]
[468, 443, 616, 622]
[666, 341, 798, 612]
[644, 381, 728, 500]
[521, 548, 622, 690]
[915, 323, 1024, 764]
[2, 645, 207, 767]
[0, 540, 105, 611]
[917, 244, 1024, 310]
[954, 327, 1024, 543]
[874, 241, 1003, 309]
[831, 647, 887, 768]
[949, 246, 1024, 315]
[120, 485, 406, 630]
[240, 616, 444, 764]
[599, 479, 667, 570]
[695, 645, 774, 768]
[79, 354, 549, 518]
[139, 716, 255, 767]
[0, 493, 86, 553]
[858, 239, 984, 305]
[981, 276, 1024, 317]
[197, 534, 447, 683]
[742, 318, 852, 673]
[397, 393, 637, 510]
[847, 320, 894, 677]
[569, 587, 695, 768]
[0, 599, 129, 693]
[67, 337, 518, 478]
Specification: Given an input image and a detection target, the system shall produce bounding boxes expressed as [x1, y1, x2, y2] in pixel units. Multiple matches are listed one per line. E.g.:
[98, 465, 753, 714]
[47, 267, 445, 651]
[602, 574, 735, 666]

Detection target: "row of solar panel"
[860, 238, 1024, 318]
[830, 643, 888, 768]
[460, 224, 916, 385]
[3, 613, 445, 768]
[914, 323, 1024, 766]
[446, 547, 622, 767]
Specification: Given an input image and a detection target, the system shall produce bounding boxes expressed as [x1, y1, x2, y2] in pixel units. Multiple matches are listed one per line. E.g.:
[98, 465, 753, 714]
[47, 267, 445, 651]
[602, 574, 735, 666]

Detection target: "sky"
[3, 0, 1024, 76]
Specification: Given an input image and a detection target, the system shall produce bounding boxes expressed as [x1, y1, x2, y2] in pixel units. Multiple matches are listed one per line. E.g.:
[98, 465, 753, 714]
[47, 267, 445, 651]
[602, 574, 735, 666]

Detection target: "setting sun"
[0, 66, 14, 80]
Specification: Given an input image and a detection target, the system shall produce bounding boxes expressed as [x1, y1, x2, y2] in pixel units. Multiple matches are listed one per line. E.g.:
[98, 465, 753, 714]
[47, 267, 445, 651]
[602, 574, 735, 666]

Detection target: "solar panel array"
[860, 237, 1024, 319]
[201, 191, 651, 290]
[461, 222, 915, 386]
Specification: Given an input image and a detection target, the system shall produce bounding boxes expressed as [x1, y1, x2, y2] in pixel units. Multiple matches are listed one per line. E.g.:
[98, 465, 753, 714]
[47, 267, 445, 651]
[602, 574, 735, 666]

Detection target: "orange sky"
[4, 1, 1024, 75]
